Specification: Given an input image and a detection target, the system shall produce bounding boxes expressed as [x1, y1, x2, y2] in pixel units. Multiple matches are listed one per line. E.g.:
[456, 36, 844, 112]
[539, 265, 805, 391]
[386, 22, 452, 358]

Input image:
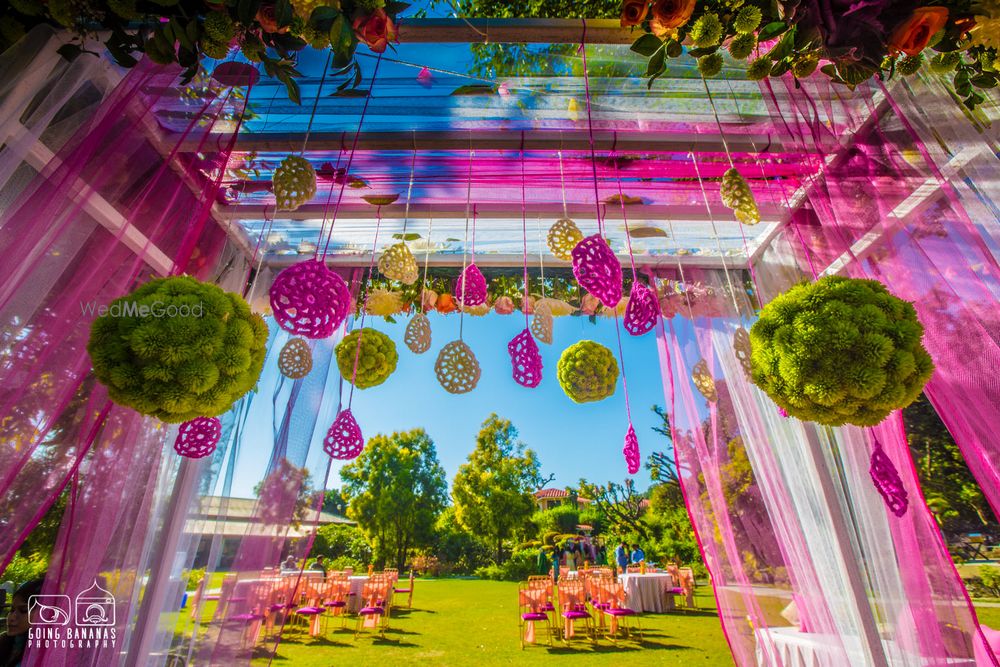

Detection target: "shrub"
[329, 556, 364, 572]
[474, 548, 540, 581]
[312, 524, 372, 564]
[184, 568, 206, 591]
[531, 505, 580, 537]
[0, 552, 47, 587]
[750, 276, 933, 426]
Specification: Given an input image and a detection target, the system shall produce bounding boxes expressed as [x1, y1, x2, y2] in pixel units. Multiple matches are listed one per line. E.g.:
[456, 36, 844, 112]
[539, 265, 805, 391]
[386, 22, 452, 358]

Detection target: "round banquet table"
[619, 573, 676, 613]
[346, 576, 369, 613]
[755, 627, 975, 667]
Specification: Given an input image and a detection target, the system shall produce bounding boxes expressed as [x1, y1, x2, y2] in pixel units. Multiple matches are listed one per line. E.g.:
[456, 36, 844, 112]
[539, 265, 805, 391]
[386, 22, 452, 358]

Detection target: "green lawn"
[252, 578, 734, 666]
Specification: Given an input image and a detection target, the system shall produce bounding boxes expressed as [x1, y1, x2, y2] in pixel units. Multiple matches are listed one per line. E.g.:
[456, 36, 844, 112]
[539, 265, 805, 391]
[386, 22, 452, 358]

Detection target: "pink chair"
[393, 571, 416, 609]
[354, 578, 393, 639]
[519, 583, 554, 648]
[557, 581, 594, 644]
[598, 581, 642, 644]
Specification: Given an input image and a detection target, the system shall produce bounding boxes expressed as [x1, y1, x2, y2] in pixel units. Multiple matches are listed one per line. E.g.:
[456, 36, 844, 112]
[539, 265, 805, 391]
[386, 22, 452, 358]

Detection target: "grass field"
[250, 578, 734, 666]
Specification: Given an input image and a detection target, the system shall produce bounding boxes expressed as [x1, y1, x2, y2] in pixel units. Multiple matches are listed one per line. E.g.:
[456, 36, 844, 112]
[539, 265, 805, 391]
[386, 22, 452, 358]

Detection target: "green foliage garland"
[749, 276, 934, 427]
[87, 275, 268, 422]
[2, 0, 410, 102]
[557, 340, 619, 403]
[335, 327, 398, 388]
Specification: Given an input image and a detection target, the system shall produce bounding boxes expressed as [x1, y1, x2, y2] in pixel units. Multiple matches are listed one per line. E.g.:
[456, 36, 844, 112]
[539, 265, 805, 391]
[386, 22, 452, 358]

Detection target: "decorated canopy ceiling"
[143, 20, 887, 267]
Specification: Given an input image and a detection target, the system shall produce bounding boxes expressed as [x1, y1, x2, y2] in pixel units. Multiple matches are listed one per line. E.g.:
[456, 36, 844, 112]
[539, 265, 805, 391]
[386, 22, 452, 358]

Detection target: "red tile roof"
[534, 488, 570, 499]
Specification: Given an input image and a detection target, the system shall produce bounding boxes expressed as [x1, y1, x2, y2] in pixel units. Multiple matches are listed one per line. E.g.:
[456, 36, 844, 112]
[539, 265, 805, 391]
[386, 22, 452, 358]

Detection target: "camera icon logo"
[27, 595, 70, 626]
[74, 580, 115, 627]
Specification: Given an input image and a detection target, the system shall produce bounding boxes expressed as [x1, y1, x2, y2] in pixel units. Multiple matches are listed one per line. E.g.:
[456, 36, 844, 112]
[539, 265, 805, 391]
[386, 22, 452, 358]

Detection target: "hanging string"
[612, 310, 634, 424]
[458, 137, 473, 341]
[724, 78, 817, 290]
[345, 205, 384, 408]
[536, 213, 546, 299]
[701, 74, 768, 307]
[300, 51, 333, 155]
[401, 131, 417, 237]
[557, 147, 569, 219]
[689, 151, 745, 318]
[313, 135, 347, 259]
[244, 205, 275, 304]
[418, 214, 434, 314]
[472, 204, 478, 257]
[520, 132, 530, 331]
[579, 19, 604, 236]
[610, 133, 639, 284]
[320, 52, 384, 259]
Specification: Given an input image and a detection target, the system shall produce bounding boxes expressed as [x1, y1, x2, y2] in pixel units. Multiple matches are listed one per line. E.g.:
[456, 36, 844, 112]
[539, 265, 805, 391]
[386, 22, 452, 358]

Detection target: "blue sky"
[228, 311, 672, 497]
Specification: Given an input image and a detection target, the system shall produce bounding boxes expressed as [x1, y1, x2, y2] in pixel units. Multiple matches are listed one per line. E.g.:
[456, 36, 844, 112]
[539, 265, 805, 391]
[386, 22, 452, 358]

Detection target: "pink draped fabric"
[0, 41, 251, 663]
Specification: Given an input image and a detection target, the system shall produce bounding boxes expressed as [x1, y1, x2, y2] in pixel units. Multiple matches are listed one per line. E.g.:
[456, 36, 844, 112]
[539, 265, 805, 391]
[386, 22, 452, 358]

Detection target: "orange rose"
[436, 293, 457, 314]
[650, 0, 696, 32]
[888, 7, 949, 56]
[255, 4, 288, 34]
[353, 8, 398, 54]
[620, 0, 649, 28]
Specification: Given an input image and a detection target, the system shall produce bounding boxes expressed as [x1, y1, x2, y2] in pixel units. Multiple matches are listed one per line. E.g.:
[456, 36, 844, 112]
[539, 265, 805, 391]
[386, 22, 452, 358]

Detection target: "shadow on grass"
[540, 639, 702, 654]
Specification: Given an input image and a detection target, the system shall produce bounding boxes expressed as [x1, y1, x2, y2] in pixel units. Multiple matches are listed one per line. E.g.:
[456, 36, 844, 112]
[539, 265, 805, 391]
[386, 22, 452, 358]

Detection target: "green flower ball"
[87, 276, 268, 423]
[698, 53, 724, 77]
[557, 340, 619, 404]
[747, 57, 772, 80]
[728, 33, 756, 60]
[203, 11, 234, 43]
[749, 276, 934, 427]
[335, 328, 398, 389]
[733, 5, 761, 34]
[690, 13, 723, 48]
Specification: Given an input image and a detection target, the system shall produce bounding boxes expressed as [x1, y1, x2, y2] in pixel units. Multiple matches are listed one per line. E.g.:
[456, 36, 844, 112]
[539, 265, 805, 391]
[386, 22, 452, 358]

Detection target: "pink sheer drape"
[0, 33, 252, 663]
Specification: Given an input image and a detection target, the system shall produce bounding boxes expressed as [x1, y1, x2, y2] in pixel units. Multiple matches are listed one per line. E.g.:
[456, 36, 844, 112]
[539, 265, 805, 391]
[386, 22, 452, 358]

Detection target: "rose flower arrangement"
[2, 0, 409, 102]
[625, 0, 998, 109]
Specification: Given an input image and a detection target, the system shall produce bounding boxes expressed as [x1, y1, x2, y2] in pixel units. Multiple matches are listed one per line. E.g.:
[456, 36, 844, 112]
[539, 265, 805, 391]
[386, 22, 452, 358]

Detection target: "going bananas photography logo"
[27, 580, 117, 649]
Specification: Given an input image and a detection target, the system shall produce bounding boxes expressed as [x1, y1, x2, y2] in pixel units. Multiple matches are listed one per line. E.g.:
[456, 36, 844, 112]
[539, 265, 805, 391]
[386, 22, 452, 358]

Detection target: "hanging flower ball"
[365, 288, 405, 316]
[174, 417, 222, 459]
[749, 276, 934, 427]
[435, 340, 481, 394]
[547, 218, 584, 261]
[720, 168, 760, 226]
[278, 337, 313, 379]
[454, 264, 488, 307]
[270, 260, 351, 339]
[273, 155, 317, 211]
[404, 312, 431, 354]
[323, 408, 364, 460]
[557, 340, 619, 404]
[494, 296, 515, 315]
[87, 276, 268, 423]
[572, 234, 623, 308]
[508, 328, 543, 388]
[334, 328, 399, 389]
[378, 242, 419, 284]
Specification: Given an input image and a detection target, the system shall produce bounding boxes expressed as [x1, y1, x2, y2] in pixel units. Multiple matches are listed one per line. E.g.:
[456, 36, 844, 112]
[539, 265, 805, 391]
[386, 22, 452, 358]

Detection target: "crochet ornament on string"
[269, 260, 352, 339]
[547, 218, 584, 261]
[378, 242, 419, 284]
[435, 340, 481, 394]
[404, 312, 431, 354]
[572, 234, 623, 308]
[508, 328, 543, 388]
[273, 155, 317, 211]
[174, 417, 222, 459]
[324, 408, 364, 460]
[278, 337, 313, 379]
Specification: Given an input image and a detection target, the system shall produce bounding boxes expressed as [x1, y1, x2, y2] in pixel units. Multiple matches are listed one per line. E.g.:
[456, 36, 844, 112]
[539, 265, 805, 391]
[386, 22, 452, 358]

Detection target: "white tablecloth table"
[619, 573, 676, 613]
[346, 576, 369, 613]
[755, 626, 976, 667]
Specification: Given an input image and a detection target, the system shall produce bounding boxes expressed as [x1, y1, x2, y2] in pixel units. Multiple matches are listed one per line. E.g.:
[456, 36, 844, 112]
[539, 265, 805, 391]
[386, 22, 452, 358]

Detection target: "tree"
[322, 488, 348, 516]
[577, 478, 650, 539]
[253, 459, 316, 529]
[452, 414, 543, 563]
[312, 523, 372, 566]
[340, 429, 447, 570]
[904, 394, 998, 539]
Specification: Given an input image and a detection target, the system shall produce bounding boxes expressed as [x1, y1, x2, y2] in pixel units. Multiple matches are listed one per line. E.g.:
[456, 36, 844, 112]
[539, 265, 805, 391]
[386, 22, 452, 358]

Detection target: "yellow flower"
[365, 289, 404, 316]
[535, 297, 576, 317]
[971, 15, 1000, 50]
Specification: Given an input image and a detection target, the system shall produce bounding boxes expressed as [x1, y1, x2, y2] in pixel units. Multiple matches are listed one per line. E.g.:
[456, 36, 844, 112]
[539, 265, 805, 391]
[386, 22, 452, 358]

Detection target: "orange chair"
[595, 581, 642, 644]
[354, 578, 393, 639]
[393, 571, 416, 609]
[557, 581, 594, 644]
[519, 582, 555, 648]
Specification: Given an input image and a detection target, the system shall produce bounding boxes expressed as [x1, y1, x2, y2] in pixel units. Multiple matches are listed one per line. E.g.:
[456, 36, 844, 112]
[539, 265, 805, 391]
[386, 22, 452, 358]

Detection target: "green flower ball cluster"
[749, 276, 934, 427]
[557, 340, 619, 404]
[335, 328, 398, 389]
[87, 276, 268, 423]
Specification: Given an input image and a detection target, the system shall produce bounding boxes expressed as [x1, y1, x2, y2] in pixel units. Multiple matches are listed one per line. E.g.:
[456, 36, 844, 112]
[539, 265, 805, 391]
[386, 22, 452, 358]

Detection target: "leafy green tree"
[531, 504, 580, 536]
[433, 0, 618, 18]
[312, 523, 372, 564]
[904, 395, 998, 538]
[340, 429, 447, 570]
[322, 488, 348, 516]
[452, 414, 543, 563]
[429, 507, 492, 574]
